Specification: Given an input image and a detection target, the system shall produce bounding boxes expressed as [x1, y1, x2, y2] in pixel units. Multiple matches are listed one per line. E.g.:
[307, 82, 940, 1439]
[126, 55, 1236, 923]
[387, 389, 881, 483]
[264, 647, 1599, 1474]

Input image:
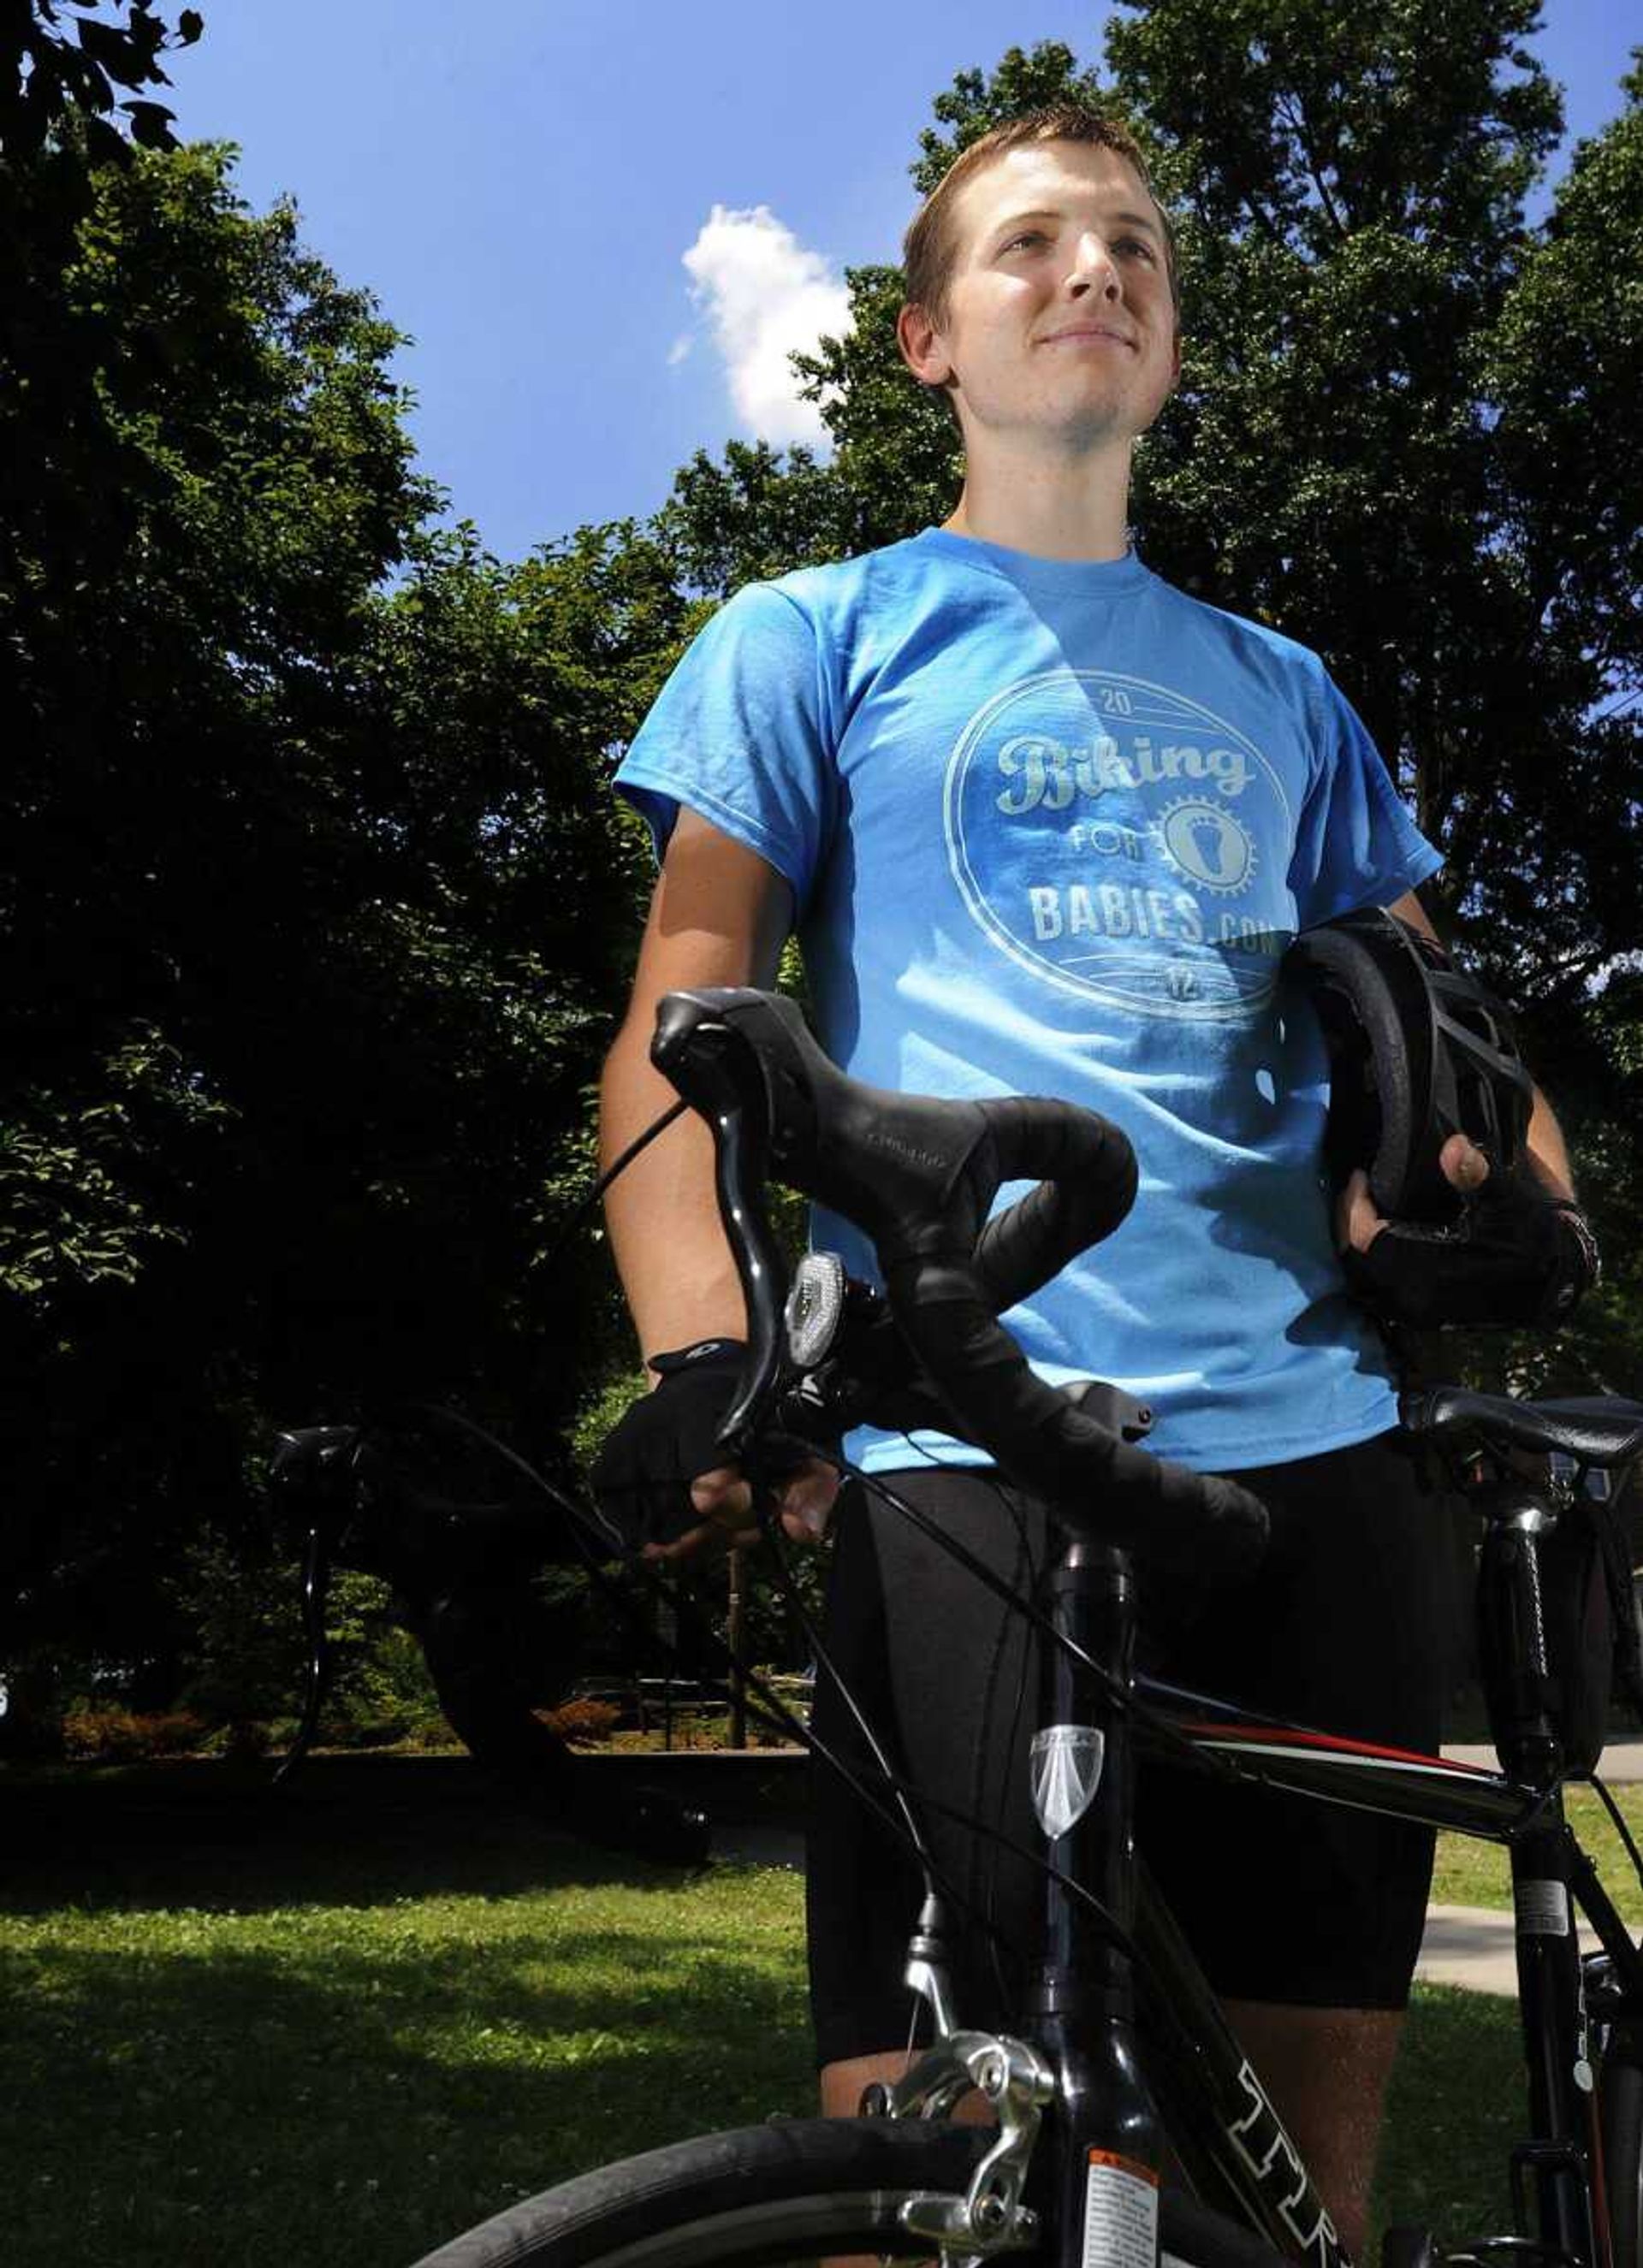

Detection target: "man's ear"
[896, 301, 952, 389]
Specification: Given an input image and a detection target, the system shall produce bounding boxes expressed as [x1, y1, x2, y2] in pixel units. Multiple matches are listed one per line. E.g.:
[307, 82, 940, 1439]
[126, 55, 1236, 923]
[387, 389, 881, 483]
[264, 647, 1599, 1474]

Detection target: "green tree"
[3, 2, 203, 616]
[0, 128, 696, 1729]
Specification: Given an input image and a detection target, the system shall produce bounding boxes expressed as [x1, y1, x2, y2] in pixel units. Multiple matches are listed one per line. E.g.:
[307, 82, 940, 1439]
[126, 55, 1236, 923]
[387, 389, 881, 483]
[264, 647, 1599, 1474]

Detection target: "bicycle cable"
[985, 1476, 1042, 2016]
[510, 1092, 691, 1347]
[759, 1475, 1145, 1969]
[758, 1502, 937, 1892]
[758, 1466, 1136, 1992]
[405, 1397, 1260, 1991]
[413, 1403, 1026, 1957]
[865, 1442, 1045, 2019]
[424, 1392, 1149, 1972]
[587, 1097, 691, 1207]
[849, 1460, 1256, 1793]
[1589, 1771, 1643, 1889]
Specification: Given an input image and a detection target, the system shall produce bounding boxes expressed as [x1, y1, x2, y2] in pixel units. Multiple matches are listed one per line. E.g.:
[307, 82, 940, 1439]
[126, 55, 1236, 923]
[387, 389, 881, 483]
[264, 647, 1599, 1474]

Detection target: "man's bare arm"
[599, 808, 794, 1375]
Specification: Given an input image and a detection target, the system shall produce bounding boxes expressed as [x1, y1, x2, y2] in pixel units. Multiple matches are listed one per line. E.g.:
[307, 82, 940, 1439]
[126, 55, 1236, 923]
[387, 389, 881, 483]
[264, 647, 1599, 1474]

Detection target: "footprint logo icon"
[1159, 800, 1256, 895]
[1189, 813, 1228, 878]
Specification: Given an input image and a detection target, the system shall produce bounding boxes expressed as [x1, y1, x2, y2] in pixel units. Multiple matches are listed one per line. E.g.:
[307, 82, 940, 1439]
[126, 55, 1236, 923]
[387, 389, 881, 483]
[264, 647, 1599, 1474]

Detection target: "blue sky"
[169, 3, 1638, 564]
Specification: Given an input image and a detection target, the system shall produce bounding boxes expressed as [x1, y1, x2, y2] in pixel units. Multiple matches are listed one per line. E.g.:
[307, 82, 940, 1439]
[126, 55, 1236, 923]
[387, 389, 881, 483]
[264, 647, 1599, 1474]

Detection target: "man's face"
[908, 140, 1181, 453]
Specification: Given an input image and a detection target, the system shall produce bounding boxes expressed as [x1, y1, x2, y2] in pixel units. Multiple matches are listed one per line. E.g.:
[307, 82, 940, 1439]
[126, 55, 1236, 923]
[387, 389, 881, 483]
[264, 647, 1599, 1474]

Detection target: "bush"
[401, 1714, 464, 1752]
[198, 1717, 276, 1762]
[536, 1697, 622, 1745]
[62, 1707, 206, 1762]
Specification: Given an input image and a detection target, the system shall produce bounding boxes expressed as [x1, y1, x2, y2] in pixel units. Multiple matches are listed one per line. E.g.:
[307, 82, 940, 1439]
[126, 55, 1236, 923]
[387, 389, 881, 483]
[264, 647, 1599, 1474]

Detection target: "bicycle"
[264, 1406, 714, 1863]
[410, 984, 1643, 2268]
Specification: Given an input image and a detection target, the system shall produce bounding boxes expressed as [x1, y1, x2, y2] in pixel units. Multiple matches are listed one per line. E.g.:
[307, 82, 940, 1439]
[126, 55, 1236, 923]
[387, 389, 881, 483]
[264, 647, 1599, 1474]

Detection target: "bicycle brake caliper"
[893, 2030, 1055, 2258]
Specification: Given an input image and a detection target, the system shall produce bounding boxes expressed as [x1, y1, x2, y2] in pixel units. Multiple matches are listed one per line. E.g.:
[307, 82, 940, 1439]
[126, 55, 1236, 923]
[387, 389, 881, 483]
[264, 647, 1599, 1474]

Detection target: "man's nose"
[1068, 231, 1120, 294]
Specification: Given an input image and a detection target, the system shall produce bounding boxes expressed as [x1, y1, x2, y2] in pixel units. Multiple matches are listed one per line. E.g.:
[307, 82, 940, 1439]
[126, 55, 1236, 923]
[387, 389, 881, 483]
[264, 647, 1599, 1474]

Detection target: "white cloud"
[679, 204, 851, 448]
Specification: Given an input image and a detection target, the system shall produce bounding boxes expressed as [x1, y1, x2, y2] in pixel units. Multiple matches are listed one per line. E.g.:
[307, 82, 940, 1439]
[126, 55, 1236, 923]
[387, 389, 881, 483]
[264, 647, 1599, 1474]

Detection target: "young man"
[596, 105, 1582, 2251]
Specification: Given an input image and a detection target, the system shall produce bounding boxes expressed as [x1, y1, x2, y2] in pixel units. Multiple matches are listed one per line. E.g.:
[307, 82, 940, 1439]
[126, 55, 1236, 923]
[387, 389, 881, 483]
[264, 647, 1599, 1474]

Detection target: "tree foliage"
[0, 124, 691, 1709]
[2, 0, 199, 164]
[9, 3, 1643, 1724]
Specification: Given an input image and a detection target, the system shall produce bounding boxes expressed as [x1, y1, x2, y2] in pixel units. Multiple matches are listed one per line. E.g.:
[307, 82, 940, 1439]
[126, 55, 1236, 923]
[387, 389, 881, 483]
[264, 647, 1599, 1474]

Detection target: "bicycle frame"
[1130, 1683, 1643, 2268]
[887, 1463, 1643, 2268]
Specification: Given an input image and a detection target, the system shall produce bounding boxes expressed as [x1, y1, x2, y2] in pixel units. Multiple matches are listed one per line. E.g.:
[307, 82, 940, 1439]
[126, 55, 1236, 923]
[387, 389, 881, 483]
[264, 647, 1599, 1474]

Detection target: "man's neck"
[941, 437, 1135, 562]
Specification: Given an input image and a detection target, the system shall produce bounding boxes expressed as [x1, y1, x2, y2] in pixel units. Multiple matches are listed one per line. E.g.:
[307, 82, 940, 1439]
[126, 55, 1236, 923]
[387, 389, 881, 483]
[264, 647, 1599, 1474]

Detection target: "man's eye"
[1118, 238, 1158, 263]
[1002, 232, 1047, 253]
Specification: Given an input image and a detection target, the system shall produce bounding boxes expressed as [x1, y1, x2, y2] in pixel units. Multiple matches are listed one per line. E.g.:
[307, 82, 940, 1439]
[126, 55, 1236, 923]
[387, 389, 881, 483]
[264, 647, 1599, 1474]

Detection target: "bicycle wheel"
[407, 2115, 1294, 2268]
[1603, 2051, 1643, 2268]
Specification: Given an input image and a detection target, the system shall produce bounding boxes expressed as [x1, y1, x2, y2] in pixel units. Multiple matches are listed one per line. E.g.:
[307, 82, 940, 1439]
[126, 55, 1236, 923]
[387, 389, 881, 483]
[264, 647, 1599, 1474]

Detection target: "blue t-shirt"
[615, 528, 1442, 1475]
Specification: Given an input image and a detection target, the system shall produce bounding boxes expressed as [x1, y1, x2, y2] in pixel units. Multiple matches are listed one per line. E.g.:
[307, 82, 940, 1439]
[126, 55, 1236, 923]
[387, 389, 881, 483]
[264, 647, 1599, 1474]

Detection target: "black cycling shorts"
[805, 1430, 1452, 2068]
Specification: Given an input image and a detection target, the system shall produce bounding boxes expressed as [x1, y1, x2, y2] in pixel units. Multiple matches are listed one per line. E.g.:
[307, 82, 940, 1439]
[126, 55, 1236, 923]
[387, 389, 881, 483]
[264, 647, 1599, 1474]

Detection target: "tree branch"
[1275, 88, 1349, 238]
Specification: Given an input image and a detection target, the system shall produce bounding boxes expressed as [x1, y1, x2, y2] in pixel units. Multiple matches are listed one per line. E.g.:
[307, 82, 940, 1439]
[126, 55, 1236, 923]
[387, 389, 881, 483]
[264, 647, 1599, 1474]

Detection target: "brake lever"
[650, 993, 790, 1462]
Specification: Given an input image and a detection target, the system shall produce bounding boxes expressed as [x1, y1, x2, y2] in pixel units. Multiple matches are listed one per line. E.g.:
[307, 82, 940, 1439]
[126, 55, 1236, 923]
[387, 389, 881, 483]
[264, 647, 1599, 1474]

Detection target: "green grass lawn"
[1432, 1783, 1643, 1922]
[4, 1757, 1638, 2266]
[2, 1759, 816, 2267]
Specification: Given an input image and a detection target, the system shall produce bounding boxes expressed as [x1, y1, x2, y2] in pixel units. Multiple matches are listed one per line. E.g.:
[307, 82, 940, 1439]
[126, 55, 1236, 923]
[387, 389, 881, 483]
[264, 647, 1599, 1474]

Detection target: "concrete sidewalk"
[1416, 1903, 1605, 1997]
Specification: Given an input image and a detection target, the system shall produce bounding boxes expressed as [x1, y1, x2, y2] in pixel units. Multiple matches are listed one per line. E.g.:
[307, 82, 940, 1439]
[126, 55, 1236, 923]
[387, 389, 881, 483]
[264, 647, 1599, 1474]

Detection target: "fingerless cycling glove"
[589, 1340, 750, 1552]
[589, 1338, 841, 1552]
[1343, 1170, 1599, 1329]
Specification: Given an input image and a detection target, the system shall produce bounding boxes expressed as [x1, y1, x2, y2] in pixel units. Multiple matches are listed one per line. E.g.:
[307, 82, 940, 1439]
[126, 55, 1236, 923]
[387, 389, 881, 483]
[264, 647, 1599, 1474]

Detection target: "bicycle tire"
[407, 2115, 1295, 2268]
[1603, 2051, 1643, 2268]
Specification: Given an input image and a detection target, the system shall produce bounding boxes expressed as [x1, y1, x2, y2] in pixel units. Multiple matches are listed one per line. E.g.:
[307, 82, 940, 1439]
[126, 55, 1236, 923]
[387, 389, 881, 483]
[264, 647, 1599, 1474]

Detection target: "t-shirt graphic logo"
[1158, 798, 1257, 893]
[943, 668, 1293, 1022]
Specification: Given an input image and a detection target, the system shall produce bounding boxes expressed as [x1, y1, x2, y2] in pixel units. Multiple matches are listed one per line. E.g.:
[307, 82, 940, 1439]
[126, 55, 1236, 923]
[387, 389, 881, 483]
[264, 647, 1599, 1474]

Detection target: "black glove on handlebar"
[589, 1341, 749, 1553]
[590, 1340, 838, 1554]
[1342, 1168, 1599, 1329]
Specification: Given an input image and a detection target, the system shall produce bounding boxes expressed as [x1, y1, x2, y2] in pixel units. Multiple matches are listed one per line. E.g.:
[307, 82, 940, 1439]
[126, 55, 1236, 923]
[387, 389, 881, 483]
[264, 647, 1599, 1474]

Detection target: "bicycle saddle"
[1402, 1386, 1643, 1472]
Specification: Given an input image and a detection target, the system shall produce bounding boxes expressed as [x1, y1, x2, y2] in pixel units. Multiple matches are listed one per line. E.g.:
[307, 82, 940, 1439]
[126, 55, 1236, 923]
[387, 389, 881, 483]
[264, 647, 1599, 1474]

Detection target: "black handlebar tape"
[650, 988, 1267, 1575]
[650, 987, 1138, 1460]
[969, 1094, 1140, 1314]
[880, 1247, 1267, 1577]
[654, 989, 1137, 1273]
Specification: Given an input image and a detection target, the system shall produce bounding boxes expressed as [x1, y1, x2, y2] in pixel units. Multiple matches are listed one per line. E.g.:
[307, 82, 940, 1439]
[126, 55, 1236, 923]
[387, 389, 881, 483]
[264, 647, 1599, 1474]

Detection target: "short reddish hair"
[900, 102, 1180, 421]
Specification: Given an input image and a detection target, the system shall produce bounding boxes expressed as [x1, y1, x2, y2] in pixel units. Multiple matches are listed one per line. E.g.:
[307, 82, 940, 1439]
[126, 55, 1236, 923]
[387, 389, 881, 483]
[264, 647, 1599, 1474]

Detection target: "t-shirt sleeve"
[613, 582, 835, 912]
[1289, 669, 1442, 926]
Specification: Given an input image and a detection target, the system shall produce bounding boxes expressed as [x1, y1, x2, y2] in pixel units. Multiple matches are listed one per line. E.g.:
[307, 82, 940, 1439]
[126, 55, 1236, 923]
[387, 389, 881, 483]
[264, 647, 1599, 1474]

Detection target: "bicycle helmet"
[1284, 907, 1534, 1223]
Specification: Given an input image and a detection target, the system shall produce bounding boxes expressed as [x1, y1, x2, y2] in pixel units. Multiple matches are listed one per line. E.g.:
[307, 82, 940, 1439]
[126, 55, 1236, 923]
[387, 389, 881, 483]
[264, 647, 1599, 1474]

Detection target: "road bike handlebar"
[650, 986, 1268, 1577]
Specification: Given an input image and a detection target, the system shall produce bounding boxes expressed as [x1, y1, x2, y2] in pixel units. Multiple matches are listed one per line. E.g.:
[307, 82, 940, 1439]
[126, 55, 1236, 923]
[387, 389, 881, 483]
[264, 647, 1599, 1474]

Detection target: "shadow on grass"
[0, 1755, 743, 1916]
[5, 1877, 814, 2266]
